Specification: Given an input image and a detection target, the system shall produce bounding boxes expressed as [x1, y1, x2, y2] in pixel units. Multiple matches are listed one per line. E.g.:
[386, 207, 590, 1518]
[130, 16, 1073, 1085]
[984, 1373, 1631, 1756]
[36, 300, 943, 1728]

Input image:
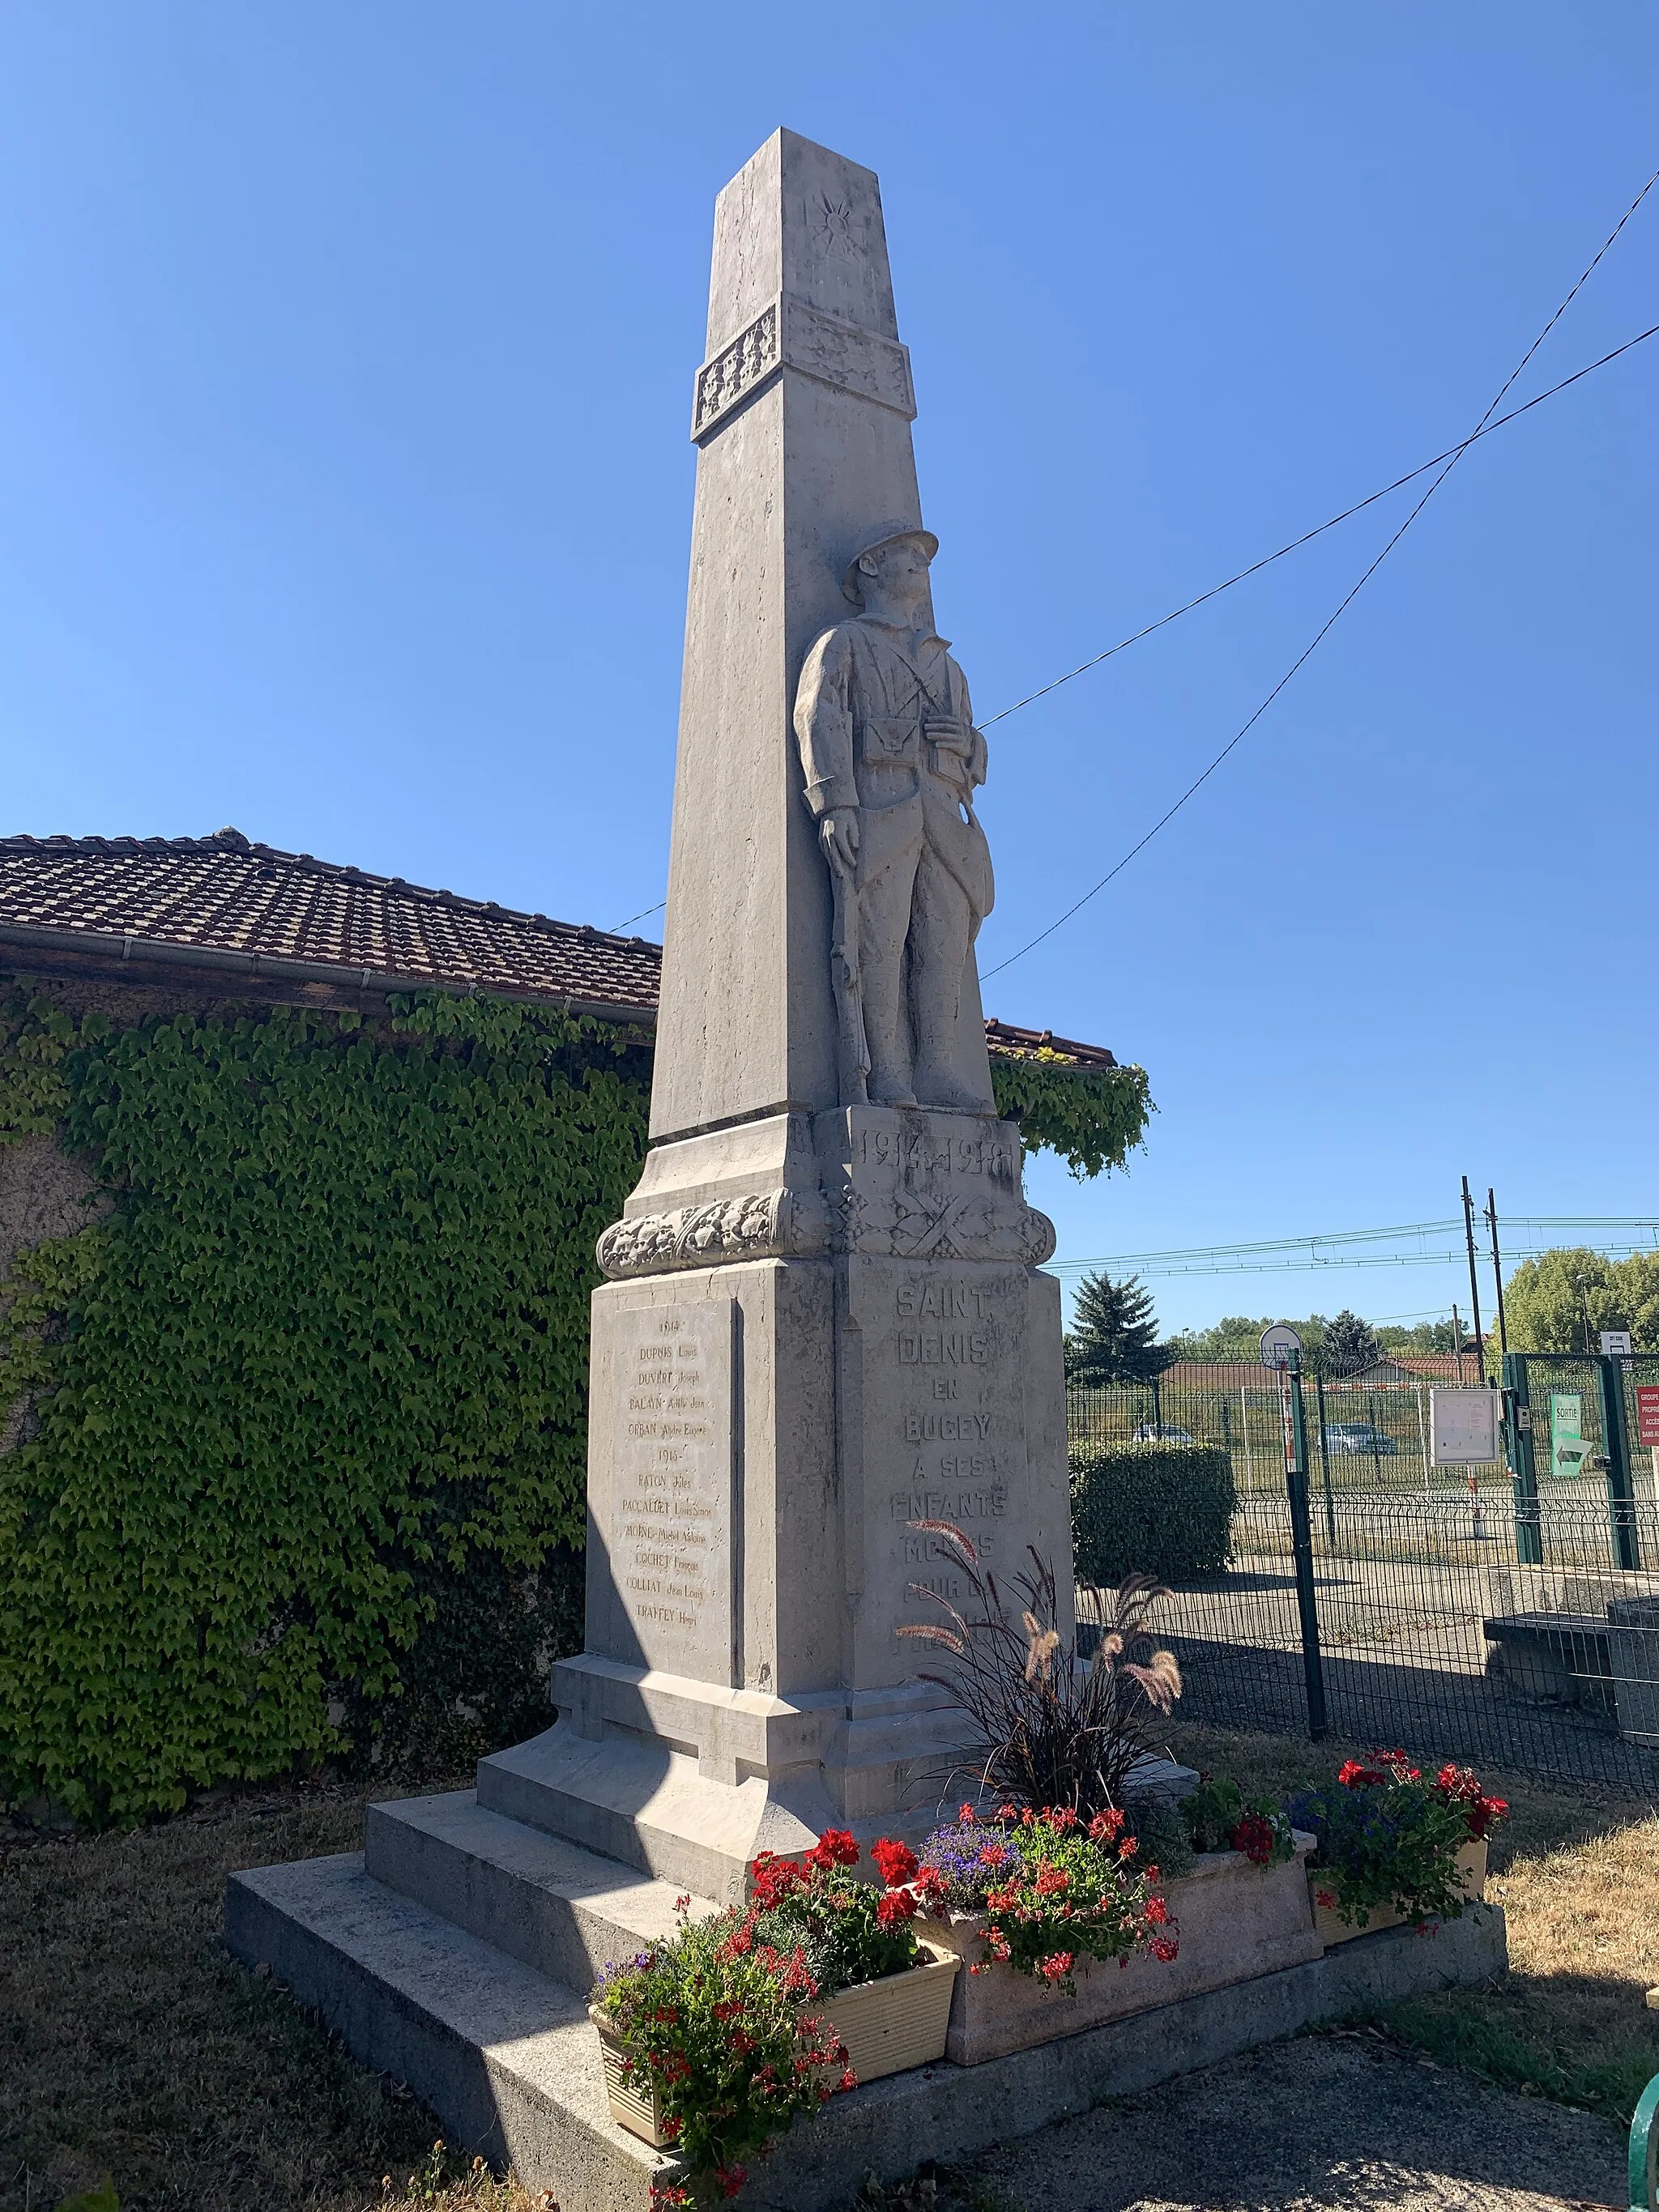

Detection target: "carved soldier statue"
[793, 525, 995, 1110]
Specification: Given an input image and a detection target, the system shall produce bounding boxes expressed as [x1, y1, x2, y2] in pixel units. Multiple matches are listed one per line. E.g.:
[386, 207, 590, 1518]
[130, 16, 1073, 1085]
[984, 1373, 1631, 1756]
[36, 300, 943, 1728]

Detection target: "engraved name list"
[612, 1300, 733, 1682]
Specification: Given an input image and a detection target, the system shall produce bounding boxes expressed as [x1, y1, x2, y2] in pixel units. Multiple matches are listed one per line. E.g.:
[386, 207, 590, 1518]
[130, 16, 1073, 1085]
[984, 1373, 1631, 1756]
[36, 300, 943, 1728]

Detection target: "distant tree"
[1064, 1272, 1175, 1388]
[1375, 1319, 1457, 1355]
[1502, 1247, 1659, 1354]
[1165, 1314, 1329, 1368]
[1320, 1309, 1383, 1377]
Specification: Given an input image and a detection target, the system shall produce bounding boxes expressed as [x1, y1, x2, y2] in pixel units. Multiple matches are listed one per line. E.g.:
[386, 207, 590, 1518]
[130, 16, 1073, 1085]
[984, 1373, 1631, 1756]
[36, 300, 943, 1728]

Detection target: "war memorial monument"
[230, 131, 1507, 2209]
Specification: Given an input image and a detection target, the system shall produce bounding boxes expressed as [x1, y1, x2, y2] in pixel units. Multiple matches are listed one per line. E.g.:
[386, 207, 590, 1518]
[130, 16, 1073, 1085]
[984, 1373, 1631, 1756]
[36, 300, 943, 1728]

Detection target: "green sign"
[1550, 1392, 1590, 1478]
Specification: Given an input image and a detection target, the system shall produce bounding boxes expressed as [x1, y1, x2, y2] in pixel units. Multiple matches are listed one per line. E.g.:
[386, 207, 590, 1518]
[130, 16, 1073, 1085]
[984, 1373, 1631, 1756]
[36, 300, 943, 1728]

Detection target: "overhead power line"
[982, 163, 1659, 981]
[603, 320, 1655, 953]
[1048, 1214, 1659, 1281]
[608, 898, 667, 932]
[979, 323, 1659, 731]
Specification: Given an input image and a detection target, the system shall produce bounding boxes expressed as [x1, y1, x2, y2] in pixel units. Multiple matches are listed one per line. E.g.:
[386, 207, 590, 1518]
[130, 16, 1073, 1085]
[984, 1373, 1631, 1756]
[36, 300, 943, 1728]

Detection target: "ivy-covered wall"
[0, 977, 1149, 1823]
[0, 987, 650, 1821]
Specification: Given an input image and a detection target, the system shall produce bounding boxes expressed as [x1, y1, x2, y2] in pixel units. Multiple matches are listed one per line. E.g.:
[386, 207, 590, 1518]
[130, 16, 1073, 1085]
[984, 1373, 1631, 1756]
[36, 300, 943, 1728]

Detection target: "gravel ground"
[966, 2031, 1627, 2212]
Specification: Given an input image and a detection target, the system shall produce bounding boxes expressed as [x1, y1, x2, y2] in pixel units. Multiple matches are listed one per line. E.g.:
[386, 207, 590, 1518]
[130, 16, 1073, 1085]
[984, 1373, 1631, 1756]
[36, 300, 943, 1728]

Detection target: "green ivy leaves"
[0, 987, 649, 1822]
[990, 1050, 1153, 1179]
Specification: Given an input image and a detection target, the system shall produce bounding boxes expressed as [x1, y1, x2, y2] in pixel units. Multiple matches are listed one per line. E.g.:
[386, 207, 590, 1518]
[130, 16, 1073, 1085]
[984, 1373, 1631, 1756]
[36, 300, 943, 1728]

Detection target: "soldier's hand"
[820, 808, 860, 871]
[924, 716, 975, 756]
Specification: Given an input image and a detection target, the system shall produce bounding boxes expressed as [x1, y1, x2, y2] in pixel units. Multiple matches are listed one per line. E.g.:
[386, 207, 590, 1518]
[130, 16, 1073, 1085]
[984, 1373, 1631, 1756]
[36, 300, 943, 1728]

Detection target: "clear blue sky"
[4, 4, 1655, 1334]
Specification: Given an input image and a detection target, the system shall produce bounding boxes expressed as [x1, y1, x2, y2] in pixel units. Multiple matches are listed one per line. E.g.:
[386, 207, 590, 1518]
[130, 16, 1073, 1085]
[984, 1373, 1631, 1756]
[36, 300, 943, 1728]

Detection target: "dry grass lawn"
[4, 1729, 1657, 2210]
[1164, 1718, 1659, 2121]
[0, 1781, 546, 2212]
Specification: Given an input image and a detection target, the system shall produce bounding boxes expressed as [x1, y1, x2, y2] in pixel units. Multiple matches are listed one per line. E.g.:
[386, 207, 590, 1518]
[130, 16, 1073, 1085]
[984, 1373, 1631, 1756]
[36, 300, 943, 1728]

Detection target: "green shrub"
[1070, 1443, 1236, 1586]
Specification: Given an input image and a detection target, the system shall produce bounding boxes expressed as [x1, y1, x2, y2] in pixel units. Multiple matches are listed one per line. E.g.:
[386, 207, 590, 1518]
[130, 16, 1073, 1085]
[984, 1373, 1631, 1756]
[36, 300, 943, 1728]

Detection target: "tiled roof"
[0, 829, 1122, 1066]
[982, 1019, 1116, 1071]
[0, 829, 663, 1018]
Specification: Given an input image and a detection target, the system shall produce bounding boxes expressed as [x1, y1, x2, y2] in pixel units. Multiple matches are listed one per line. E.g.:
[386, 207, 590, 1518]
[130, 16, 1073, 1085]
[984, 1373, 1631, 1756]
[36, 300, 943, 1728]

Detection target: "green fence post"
[1286, 1356, 1328, 1740]
[1598, 1353, 1640, 1572]
[1503, 1352, 1543, 1567]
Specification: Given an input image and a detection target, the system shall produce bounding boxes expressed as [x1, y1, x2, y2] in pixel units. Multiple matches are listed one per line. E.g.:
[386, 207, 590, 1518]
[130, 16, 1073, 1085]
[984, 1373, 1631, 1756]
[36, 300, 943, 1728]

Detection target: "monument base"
[227, 1788, 1509, 2212]
[477, 1655, 969, 1903]
[564, 1103, 1073, 1900]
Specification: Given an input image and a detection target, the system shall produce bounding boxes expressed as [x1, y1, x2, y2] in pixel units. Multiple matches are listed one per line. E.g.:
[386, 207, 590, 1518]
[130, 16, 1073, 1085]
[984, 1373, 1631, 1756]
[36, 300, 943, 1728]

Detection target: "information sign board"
[1600, 1330, 1634, 1357]
[1431, 1387, 1500, 1466]
[1636, 1386, 1659, 1450]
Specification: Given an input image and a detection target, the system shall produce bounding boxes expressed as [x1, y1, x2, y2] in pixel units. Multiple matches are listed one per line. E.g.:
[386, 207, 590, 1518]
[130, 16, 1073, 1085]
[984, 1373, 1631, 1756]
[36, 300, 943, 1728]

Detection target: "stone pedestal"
[484, 1102, 1069, 1901]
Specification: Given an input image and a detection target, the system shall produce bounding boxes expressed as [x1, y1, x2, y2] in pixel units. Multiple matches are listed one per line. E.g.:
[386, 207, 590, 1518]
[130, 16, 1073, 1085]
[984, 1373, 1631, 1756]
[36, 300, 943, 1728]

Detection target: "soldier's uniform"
[794, 557, 995, 1110]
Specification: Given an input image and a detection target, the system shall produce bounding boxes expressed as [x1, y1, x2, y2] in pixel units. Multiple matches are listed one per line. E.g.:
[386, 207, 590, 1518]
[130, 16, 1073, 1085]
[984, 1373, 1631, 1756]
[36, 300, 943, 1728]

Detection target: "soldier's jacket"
[793, 614, 995, 920]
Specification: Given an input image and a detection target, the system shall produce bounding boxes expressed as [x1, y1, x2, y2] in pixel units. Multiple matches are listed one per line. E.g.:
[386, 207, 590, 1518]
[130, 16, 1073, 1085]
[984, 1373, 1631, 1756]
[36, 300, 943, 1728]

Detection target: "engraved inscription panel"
[840, 1254, 1064, 1685]
[614, 1301, 733, 1684]
[886, 1272, 1020, 1616]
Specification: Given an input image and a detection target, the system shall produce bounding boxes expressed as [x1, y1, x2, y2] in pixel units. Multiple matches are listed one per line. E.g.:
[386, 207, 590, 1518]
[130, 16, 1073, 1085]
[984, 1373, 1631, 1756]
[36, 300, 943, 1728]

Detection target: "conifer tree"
[1321, 1308, 1383, 1377]
[1064, 1272, 1174, 1388]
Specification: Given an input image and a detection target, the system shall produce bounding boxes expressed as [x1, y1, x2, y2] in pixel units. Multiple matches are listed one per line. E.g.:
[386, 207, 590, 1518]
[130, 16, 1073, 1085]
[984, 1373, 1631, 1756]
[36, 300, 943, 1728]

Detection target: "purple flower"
[919, 1822, 1009, 1909]
[595, 1949, 655, 1992]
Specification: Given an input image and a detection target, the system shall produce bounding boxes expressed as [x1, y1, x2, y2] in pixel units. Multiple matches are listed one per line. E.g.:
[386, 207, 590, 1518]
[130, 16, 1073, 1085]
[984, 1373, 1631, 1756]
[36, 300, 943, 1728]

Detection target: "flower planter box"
[590, 1942, 960, 2146]
[591, 2006, 671, 2147]
[1309, 1835, 1487, 1947]
[817, 1941, 959, 2086]
[917, 1836, 1321, 2066]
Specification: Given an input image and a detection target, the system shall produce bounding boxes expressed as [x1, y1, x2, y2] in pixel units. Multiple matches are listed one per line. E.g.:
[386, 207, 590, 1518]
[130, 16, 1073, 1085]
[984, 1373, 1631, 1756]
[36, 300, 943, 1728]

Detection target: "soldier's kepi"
[793, 523, 996, 1111]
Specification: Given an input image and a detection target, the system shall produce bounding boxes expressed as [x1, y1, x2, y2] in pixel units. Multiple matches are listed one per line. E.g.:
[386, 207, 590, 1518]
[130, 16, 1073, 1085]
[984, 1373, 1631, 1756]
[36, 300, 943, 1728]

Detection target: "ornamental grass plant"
[896, 1524, 1181, 1818]
[1286, 1749, 1508, 1929]
[914, 1803, 1175, 1996]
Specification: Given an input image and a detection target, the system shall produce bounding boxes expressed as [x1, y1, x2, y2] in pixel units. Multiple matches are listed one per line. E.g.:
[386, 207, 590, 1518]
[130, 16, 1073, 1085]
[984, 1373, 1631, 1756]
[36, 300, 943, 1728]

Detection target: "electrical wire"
[980, 164, 1659, 982]
[603, 315, 1656, 950]
[1048, 1213, 1659, 1281]
[978, 322, 1659, 730]
[607, 898, 667, 932]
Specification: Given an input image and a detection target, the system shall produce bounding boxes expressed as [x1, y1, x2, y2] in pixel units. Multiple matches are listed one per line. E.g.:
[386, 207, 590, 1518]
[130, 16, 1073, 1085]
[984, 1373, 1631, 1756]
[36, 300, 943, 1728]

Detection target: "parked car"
[1132, 1422, 1196, 1445]
[1322, 1421, 1397, 1456]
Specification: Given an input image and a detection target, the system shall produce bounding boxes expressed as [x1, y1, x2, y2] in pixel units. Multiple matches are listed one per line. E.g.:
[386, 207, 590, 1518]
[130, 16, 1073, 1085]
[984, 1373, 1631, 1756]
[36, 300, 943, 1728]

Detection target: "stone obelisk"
[478, 129, 1073, 1902]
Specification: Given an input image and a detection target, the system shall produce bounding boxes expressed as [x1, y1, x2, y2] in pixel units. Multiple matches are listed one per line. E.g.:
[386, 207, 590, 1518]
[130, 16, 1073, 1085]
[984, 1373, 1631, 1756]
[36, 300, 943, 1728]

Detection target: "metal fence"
[1072, 1359, 1659, 1791]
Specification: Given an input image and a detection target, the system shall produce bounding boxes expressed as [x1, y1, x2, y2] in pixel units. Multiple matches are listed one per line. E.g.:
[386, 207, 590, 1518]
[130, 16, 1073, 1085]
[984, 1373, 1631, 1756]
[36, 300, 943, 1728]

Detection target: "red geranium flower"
[876, 1889, 916, 1926]
[871, 1838, 919, 1887]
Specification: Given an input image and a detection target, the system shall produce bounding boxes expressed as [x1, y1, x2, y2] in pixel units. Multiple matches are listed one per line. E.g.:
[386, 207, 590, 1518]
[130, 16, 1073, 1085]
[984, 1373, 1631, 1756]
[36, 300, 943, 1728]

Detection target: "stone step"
[225, 1851, 666, 2212]
[364, 1789, 716, 1995]
[228, 1838, 1511, 2212]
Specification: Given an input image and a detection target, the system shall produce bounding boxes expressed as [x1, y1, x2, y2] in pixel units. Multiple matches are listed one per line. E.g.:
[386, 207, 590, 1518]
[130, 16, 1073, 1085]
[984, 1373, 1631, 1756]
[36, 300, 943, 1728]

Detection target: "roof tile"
[0, 830, 1121, 1068]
